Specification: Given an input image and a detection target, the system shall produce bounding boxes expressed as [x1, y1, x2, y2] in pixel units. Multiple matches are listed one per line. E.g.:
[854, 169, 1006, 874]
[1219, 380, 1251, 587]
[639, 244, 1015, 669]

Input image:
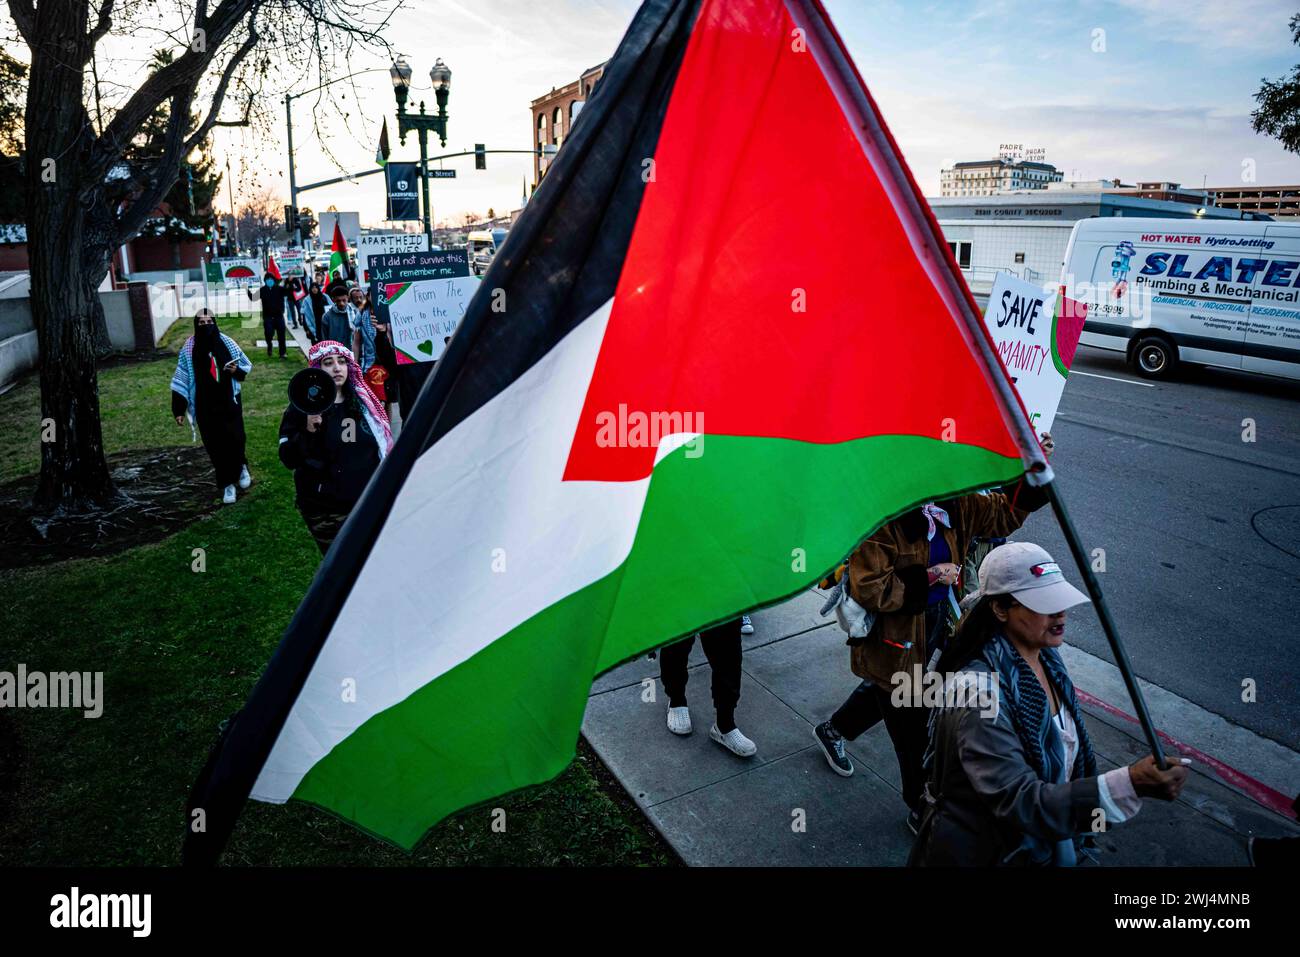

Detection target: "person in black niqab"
[171, 309, 253, 504]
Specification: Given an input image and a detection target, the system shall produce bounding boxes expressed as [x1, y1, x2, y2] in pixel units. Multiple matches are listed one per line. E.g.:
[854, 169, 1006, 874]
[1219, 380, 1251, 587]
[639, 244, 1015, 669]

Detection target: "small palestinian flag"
[376, 117, 390, 168]
[266, 253, 281, 281]
[185, 0, 1044, 859]
[328, 221, 347, 282]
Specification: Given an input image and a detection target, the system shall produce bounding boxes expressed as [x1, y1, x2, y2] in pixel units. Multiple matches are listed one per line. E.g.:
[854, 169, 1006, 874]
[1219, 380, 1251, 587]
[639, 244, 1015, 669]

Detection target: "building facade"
[1210, 184, 1300, 220]
[530, 62, 606, 185]
[940, 158, 1063, 197]
[1107, 181, 1215, 206]
[929, 185, 1265, 296]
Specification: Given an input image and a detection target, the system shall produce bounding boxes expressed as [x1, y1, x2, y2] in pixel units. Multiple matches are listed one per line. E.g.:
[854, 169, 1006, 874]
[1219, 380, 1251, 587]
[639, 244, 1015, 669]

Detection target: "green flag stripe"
[291, 433, 1020, 848]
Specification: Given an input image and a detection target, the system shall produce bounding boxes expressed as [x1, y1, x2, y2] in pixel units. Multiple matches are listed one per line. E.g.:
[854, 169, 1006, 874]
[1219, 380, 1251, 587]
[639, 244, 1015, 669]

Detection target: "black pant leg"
[698, 618, 742, 732]
[874, 682, 930, 812]
[658, 634, 696, 708]
[830, 679, 885, 740]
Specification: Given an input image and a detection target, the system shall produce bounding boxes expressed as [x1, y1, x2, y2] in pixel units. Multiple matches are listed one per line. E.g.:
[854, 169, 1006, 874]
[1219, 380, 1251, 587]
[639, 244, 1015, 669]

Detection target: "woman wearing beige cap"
[910, 541, 1189, 867]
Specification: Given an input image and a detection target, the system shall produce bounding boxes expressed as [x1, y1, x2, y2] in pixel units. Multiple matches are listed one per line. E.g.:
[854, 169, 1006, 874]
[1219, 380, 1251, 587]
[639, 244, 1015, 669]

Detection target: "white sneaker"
[666, 706, 692, 736]
[740, 614, 755, 635]
[238, 465, 252, 489]
[222, 484, 237, 504]
[710, 724, 757, 757]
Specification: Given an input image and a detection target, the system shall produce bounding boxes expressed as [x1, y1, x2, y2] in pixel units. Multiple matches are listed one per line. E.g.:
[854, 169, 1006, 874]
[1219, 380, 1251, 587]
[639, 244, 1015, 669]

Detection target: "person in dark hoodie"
[278, 339, 393, 553]
[810, 434, 1057, 834]
[247, 271, 290, 358]
[170, 309, 253, 504]
[316, 279, 355, 346]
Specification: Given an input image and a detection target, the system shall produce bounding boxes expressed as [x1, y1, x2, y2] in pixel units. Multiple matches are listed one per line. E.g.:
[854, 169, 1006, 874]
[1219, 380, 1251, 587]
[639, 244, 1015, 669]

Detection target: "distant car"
[467, 228, 508, 276]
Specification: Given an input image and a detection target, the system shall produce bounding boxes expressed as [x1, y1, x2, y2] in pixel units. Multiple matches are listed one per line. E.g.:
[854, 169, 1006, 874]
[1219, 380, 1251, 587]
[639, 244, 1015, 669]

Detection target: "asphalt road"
[1015, 344, 1300, 750]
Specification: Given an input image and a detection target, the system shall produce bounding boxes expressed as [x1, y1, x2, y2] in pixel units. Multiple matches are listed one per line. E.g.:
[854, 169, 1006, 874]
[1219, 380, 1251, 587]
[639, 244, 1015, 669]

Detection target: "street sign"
[429, 169, 457, 179]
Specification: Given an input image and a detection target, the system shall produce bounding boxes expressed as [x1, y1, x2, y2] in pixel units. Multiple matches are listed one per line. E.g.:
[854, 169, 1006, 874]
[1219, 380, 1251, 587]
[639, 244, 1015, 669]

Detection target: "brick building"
[530, 62, 606, 184]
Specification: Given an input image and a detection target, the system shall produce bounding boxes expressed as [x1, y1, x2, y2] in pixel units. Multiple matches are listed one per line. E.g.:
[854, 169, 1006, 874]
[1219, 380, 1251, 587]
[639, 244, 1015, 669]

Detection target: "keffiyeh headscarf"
[308, 340, 394, 458]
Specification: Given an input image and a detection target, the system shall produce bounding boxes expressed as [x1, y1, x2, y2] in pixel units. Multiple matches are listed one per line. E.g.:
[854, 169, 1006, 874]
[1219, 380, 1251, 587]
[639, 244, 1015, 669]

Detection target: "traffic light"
[475, 143, 486, 170]
[283, 204, 300, 234]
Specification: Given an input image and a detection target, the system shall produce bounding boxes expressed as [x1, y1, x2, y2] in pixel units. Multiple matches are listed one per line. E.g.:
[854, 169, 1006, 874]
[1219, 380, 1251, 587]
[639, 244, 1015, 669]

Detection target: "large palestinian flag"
[185, 0, 1045, 860]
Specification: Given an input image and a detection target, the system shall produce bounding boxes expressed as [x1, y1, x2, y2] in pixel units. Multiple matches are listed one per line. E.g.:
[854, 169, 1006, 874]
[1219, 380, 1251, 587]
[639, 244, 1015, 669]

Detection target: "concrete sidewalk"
[581, 588, 1299, 866]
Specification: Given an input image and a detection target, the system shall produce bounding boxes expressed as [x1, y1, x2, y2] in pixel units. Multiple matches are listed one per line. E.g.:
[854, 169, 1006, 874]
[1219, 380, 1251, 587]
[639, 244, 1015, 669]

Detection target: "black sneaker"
[907, 809, 922, 836]
[813, 720, 854, 777]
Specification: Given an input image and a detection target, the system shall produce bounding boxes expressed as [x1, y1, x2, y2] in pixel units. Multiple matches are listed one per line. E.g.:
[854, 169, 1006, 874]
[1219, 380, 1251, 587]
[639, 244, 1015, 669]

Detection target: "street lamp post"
[390, 56, 451, 246]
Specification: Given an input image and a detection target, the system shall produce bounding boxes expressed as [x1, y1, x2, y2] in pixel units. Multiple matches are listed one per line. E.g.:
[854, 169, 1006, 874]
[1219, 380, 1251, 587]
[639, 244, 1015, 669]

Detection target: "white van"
[1060, 217, 1300, 381]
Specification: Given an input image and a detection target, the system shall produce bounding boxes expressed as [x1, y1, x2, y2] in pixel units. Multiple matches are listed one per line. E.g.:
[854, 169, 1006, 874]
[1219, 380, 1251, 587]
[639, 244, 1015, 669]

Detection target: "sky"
[106, 0, 1300, 231]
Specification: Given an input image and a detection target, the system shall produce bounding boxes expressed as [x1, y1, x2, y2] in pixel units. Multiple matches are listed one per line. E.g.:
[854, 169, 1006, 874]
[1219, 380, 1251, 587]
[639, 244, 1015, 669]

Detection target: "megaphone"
[288, 368, 336, 415]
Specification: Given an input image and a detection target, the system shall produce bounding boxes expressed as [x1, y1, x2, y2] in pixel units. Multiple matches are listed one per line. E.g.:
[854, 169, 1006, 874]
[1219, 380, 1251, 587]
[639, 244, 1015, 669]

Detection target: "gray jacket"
[909, 651, 1101, 867]
[317, 303, 354, 345]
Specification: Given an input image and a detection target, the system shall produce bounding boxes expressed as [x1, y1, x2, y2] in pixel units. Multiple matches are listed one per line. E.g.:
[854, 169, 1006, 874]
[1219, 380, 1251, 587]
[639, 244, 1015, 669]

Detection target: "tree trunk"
[24, 0, 118, 512]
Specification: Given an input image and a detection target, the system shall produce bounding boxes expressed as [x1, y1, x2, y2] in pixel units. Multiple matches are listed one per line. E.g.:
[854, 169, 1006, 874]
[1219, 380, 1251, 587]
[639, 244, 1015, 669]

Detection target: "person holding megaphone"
[279, 340, 393, 554]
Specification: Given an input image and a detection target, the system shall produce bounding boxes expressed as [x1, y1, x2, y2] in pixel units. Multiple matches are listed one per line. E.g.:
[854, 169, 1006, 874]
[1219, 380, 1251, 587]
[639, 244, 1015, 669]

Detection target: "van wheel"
[1131, 336, 1177, 379]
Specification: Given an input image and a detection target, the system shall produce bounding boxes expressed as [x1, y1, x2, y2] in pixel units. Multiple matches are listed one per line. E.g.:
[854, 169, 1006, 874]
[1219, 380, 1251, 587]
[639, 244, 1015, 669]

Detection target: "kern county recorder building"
[928, 185, 1256, 296]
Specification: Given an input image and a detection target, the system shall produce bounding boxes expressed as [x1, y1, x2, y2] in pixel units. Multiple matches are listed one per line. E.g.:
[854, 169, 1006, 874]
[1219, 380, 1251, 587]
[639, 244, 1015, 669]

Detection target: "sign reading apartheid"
[356, 233, 429, 283]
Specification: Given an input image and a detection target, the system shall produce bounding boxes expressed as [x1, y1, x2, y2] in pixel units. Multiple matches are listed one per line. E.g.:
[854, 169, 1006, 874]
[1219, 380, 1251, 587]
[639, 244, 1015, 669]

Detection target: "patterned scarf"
[987, 633, 1096, 784]
[307, 340, 393, 458]
[921, 502, 951, 541]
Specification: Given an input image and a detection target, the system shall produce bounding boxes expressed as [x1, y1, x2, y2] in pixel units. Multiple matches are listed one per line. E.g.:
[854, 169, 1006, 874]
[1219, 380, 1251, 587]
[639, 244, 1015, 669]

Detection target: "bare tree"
[235, 186, 286, 258]
[6, 0, 396, 512]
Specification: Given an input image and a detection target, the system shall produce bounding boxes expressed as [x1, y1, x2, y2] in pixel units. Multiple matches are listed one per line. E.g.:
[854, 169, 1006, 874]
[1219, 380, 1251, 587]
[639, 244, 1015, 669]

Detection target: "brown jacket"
[848, 481, 1047, 688]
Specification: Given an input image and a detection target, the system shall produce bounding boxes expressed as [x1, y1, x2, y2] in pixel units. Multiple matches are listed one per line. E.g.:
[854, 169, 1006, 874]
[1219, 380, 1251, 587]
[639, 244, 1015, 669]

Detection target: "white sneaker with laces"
[740, 614, 755, 635]
[238, 465, 252, 489]
[666, 706, 692, 736]
[222, 484, 237, 505]
[710, 724, 757, 757]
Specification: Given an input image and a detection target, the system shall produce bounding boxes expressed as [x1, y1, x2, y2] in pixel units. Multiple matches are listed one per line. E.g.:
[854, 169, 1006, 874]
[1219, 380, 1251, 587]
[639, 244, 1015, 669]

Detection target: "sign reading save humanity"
[386, 276, 481, 363]
[982, 272, 1087, 433]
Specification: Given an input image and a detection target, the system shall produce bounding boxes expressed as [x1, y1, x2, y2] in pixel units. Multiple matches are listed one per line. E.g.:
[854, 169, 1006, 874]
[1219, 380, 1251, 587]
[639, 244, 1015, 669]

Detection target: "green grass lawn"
[0, 311, 673, 866]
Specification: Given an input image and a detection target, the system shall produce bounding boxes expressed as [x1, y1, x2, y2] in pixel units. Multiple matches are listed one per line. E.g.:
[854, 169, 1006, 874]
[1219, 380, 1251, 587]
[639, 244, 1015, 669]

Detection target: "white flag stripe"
[253, 299, 651, 802]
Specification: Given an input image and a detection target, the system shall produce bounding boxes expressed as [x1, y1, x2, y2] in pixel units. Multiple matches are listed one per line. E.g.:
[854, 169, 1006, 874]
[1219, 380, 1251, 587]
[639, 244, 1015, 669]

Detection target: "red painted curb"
[1078, 689, 1298, 821]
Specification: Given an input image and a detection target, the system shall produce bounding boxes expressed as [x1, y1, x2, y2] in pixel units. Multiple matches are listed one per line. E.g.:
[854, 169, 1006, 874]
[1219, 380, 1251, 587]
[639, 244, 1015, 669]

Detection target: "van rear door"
[1241, 227, 1300, 380]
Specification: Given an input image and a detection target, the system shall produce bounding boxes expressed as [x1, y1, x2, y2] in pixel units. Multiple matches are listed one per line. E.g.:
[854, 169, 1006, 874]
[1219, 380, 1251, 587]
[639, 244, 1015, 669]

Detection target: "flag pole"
[789, 0, 1167, 771]
[1044, 479, 1168, 769]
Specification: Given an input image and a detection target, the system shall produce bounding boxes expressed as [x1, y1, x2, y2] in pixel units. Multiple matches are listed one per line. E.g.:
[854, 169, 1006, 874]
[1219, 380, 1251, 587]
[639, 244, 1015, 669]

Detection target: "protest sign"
[278, 252, 306, 278]
[356, 233, 429, 282]
[217, 257, 261, 288]
[982, 272, 1087, 433]
[386, 276, 481, 363]
[368, 249, 470, 333]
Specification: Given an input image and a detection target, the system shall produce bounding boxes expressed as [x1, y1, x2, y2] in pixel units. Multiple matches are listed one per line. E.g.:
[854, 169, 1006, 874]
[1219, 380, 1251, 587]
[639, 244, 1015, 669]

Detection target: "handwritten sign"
[983, 272, 1087, 433]
[356, 233, 429, 282]
[387, 276, 481, 363]
[369, 250, 470, 334]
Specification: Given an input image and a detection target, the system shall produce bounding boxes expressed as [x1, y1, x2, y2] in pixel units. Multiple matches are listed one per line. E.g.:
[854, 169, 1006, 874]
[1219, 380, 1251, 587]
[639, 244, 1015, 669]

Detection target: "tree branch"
[110, 92, 194, 246]
[96, 0, 256, 167]
[8, 0, 35, 41]
[183, 22, 258, 154]
[88, 0, 116, 47]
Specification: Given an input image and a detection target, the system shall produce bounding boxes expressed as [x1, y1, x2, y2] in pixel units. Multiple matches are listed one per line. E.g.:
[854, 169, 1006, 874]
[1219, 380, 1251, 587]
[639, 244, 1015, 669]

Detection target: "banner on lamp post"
[386, 162, 421, 221]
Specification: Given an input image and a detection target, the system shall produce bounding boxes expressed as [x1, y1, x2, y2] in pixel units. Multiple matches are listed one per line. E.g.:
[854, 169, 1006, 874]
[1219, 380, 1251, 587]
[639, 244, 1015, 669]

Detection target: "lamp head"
[390, 56, 412, 109]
